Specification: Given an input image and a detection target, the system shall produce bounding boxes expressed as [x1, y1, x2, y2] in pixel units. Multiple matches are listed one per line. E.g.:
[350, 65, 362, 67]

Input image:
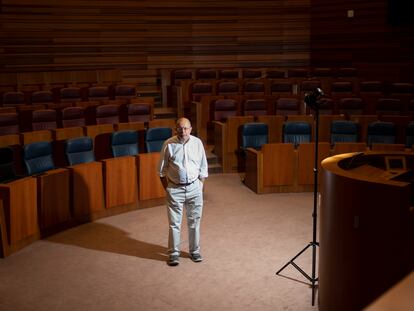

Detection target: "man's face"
[176, 120, 192, 142]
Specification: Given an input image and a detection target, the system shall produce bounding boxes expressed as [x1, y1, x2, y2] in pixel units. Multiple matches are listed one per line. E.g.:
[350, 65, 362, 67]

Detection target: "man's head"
[176, 118, 192, 142]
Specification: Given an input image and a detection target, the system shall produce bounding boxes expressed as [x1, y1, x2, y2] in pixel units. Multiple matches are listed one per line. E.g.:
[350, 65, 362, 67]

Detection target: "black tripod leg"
[275, 242, 312, 276]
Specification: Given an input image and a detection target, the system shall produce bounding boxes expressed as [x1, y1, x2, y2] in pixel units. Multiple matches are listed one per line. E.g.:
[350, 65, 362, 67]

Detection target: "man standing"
[158, 118, 208, 266]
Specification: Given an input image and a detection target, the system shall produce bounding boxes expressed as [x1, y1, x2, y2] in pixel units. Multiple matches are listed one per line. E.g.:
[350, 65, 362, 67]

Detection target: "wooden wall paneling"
[137, 152, 165, 202]
[36, 168, 71, 236]
[101, 156, 137, 209]
[0, 177, 39, 257]
[68, 162, 105, 220]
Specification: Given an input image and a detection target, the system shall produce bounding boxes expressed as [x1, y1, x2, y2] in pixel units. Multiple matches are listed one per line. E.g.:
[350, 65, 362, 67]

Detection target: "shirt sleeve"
[198, 140, 209, 179]
[157, 140, 169, 177]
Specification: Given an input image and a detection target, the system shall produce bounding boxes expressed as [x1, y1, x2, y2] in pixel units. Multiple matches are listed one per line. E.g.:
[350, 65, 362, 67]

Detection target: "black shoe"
[168, 255, 180, 266]
[190, 253, 203, 262]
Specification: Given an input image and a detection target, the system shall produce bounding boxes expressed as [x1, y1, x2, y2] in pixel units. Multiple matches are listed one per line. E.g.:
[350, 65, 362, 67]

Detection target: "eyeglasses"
[176, 127, 191, 132]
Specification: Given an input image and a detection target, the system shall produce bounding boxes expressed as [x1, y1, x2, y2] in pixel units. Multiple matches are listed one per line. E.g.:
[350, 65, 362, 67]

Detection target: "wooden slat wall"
[1, 0, 311, 90]
[310, 0, 414, 81]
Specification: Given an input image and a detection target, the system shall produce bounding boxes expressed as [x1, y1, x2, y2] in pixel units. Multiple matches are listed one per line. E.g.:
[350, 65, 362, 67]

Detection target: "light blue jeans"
[166, 179, 203, 257]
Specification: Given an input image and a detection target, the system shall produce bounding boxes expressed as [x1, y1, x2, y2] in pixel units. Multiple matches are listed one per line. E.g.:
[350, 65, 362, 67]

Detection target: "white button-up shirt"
[158, 135, 208, 185]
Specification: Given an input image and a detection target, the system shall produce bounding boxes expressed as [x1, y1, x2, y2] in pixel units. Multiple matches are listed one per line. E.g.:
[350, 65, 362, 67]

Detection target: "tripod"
[275, 88, 324, 306]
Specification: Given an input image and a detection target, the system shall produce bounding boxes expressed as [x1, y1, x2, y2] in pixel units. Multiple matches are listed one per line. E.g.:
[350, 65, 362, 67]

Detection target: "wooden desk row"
[0, 153, 165, 258]
[212, 115, 414, 174]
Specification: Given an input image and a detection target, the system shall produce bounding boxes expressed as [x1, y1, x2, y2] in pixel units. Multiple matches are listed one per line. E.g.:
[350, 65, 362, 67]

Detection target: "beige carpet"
[0, 173, 320, 311]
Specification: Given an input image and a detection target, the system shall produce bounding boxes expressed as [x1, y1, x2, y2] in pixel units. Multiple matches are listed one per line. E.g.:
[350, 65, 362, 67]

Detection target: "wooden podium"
[319, 152, 414, 311]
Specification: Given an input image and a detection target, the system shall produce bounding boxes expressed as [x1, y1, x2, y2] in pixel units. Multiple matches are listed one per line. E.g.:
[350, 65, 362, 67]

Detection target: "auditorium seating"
[88, 86, 110, 102]
[242, 99, 267, 117]
[65, 136, 95, 166]
[61, 106, 85, 128]
[337, 97, 365, 116]
[239, 122, 268, 151]
[211, 98, 238, 122]
[111, 130, 139, 157]
[282, 121, 312, 146]
[145, 127, 172, 153]
[0, 113, 19, 135]
[23, 140, 71, 233]
[367, 121, 396, 145]
[275, 97, 301, 116]
[2, 91, 25, 107]
[31, 90, 54, 105]
[330, 120, 359, 145]
[31, 109, 58, 131]
[60, 87, 82, 103]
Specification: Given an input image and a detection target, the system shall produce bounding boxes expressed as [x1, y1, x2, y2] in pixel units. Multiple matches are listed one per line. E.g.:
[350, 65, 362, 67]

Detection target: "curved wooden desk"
[319, 152, 414, 311]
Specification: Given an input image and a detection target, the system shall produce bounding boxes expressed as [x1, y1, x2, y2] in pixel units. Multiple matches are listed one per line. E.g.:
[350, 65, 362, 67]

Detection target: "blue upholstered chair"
[240, 123, 268, 151]
[330, 120, 359, 145]
[23, 141, 55, 175]
[111, 130, 139, 157]
[283, 121, 311, 147]
[65, 136, 95, 166]
[145, 127, 173, 153]
[367, 121, 396, 145]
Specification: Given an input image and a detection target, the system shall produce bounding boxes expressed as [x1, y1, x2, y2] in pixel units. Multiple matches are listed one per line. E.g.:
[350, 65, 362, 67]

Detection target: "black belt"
[171, 179, 196, 186]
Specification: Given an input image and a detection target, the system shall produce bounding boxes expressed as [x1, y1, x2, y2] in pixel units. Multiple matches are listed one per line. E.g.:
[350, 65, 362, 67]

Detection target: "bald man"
[158, 118, 208, 266]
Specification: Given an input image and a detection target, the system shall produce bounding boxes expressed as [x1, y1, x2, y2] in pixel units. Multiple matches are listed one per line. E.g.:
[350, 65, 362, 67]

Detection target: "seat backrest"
[240, 123, 268, 150]
[300, 80, 322, 93]
[271, 82, 293, 94]
[219, 69, 239, 80]
[65, 136, 95, 165]
[61, 106, 85, 128]
[95, 104, 119, 125]
[283, 121, 311, 146]
[314, 97, 335, 115]
[111, 130, 139, 157]
[127, 102, 151, 122]
[330, 120, 359, 144]
[217, 81, 239, 95]
[32, 109, 57, 131]
[60, 87, 82, 102]
[31, 90, 53, 104]
[0, 112, 19, 135]
[3, 91, 25, 106]
[243, 99, 267, 117]
[367, 121, 396, 145]
[191, 82, 213, 101]
[243, 81, 265, 94]
[0, 146, 17, 183]
[338, 97, 365, 116]
[114, 84, 136, 98]
[196, 69, 217, 80]
[276, 98, 300, 116]
[23, 141, 55, 175]
[88, 86, 109, 101]
[376, 98, 403, 115]
[212, 98, 238, 121]
[242, 69, 262, 79]
[266, 69, 286, 79]
[145, 127, 173, 153]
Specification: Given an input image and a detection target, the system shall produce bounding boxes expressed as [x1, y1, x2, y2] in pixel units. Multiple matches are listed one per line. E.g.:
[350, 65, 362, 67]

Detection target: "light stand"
[275, 88, 324, 306]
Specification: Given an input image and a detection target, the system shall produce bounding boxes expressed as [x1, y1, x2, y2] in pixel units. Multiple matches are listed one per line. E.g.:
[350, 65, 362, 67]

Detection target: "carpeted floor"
[0, 173, 320, 311]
